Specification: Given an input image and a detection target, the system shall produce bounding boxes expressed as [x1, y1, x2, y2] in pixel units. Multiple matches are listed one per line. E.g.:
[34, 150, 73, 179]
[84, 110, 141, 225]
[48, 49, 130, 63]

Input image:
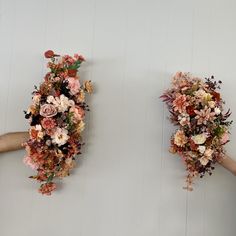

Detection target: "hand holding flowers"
[23, 50, 93, 195]
[161, 72, 232, 190]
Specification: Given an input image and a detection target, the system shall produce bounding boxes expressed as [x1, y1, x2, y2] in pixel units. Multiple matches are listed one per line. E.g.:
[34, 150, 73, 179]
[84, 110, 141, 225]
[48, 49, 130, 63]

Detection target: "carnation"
[41, 117, 56, 129]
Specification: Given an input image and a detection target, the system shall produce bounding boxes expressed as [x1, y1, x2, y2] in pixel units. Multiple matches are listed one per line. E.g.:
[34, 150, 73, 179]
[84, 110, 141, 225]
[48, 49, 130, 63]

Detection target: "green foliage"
[68, 60, 81, 70]
[213, 126, 225, 137]
[65, 112, 75, 131]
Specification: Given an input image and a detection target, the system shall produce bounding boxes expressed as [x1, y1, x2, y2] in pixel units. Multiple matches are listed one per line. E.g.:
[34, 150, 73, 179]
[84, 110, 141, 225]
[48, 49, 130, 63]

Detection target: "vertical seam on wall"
[158, 4, 172, 234]
[86, 0, 96, 152]
[185, 6, 195, 236]
[3, 0, 16, 133]
[40, 0, 49, 78]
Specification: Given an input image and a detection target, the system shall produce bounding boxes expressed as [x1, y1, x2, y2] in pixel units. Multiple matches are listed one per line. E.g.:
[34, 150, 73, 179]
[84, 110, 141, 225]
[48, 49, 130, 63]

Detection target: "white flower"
[194, 89, 207, 98]
[194, 89, 212, 101]
[208, 101, 216, 108]
[199, 148, 213, 166]
[35, 125, 44, 139]
[51, 127, 69, 146]
[35, 124, 42, 131]
[214, 107, 221, 115]
[198, 145, 206, 154]
[47, 95, 55, 104]
[191, 133, 207, 145]
[47, 94, 75, 113]
[178, 114, 190, 126]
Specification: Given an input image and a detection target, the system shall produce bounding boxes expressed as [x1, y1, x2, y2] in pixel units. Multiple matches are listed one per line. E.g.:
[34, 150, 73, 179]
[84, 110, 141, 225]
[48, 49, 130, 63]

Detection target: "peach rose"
[70, 106, 85, 122]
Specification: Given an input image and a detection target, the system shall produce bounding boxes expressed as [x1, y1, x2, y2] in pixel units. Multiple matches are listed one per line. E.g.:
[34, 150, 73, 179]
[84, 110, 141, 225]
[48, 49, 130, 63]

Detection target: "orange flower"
[174, 130, 188, 147]
[173, 94, 188, 113]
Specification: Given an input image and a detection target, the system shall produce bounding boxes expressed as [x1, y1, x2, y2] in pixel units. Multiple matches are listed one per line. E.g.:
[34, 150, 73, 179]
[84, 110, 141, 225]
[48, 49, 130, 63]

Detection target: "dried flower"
[24, 51, 92, 195]
[161, 72, 232, 190]
[84, 80, 93, 94]
[174, 130, 188, 147]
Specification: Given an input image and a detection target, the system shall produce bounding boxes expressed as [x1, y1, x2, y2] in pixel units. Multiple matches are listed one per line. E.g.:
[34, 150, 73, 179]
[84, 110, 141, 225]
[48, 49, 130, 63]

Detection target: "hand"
[0, 132, 29, 153]
[219, 154, 236, 176]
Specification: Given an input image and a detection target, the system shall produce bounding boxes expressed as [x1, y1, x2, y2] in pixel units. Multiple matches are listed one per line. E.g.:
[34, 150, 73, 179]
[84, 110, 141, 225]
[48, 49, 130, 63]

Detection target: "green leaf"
[47, 173, 54, 183]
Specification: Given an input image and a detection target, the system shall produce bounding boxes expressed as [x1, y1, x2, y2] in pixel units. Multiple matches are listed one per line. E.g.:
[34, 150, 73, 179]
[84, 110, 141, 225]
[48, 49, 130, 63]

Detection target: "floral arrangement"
[161, 72, 232, 190]
[23, 50, 93, 195]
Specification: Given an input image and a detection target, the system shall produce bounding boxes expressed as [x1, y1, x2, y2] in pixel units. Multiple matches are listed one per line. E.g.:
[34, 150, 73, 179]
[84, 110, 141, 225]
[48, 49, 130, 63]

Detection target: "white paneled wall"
[0, 0, 236, 235]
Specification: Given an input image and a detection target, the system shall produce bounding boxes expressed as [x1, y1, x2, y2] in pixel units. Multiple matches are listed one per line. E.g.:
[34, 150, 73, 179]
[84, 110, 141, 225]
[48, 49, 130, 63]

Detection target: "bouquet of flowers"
[161, 72, 232, 190]
[23, 50, 93, 195]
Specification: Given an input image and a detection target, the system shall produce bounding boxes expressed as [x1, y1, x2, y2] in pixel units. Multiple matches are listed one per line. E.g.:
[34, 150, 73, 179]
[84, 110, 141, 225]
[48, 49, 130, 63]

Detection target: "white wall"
[0, 0, 236, 235]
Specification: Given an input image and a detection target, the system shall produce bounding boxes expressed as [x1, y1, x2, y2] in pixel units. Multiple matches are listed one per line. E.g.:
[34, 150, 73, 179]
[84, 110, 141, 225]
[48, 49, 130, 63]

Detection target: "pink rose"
[70, 106, 85, 122]
[76, 106, 85, 119]
[67, 77, 80, 95]
[221, 132, 230, 144]
[23, 156, 39, 170]
[40, 104, 57, 117]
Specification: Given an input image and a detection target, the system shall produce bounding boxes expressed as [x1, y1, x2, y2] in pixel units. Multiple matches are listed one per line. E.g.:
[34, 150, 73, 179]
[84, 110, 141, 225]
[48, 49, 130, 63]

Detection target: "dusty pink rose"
[221, 132, 230, 144]
[67, 77, 80, 95]
[40, 104, 57, 117]
[41, 117, 56, 129]
[23, 156, 39, 170]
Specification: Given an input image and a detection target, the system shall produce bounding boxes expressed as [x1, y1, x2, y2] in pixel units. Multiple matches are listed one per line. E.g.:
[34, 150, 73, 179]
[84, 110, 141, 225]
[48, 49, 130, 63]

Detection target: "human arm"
[0, 132, 29, 153]
[219, 154, 236, 176]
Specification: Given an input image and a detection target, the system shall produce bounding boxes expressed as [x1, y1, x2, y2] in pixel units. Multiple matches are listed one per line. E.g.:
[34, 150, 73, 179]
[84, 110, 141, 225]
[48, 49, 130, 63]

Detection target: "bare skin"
[219, 154, 236, 176]
[0, 132, 29, 153]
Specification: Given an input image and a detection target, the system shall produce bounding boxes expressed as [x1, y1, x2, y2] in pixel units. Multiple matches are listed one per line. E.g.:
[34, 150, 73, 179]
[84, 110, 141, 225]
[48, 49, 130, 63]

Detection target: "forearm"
[219, 154, 236, 176]
[0, 132, 29, 153]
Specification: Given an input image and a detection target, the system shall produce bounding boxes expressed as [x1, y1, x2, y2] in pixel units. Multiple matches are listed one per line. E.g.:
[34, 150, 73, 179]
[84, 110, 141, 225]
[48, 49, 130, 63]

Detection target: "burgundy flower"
[44, 50, 55, 58]
[67, 69, 77, 77]
[186, 106, 195, 116]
